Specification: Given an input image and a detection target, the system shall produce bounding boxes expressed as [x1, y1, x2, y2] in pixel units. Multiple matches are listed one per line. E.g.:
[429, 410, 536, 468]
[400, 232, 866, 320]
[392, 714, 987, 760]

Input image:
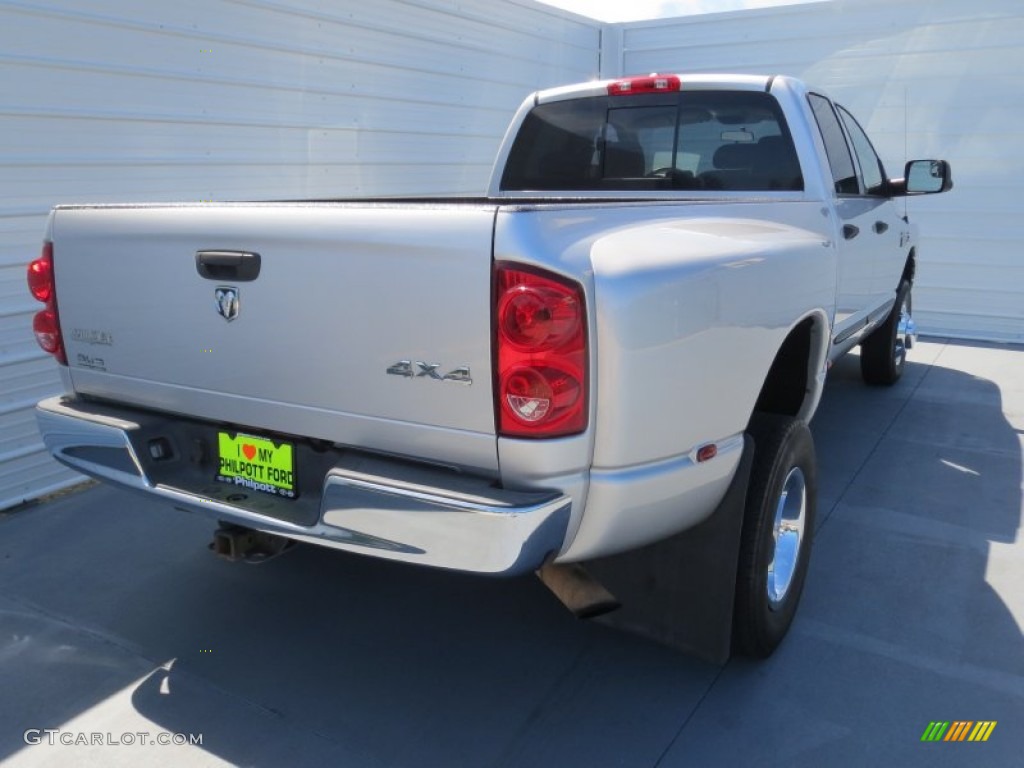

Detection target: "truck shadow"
[1, 341, 1020, 766]
[123, 541, 723, 767]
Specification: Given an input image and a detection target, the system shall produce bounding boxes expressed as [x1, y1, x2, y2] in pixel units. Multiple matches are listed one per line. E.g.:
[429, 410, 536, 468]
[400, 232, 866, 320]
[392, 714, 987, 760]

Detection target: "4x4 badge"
[215, 287, 239, 322]
[387, 360, 472, 385]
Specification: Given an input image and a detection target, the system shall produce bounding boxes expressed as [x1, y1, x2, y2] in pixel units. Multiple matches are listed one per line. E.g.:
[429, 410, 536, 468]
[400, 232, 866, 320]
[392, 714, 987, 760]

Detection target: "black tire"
[733, 413, 817, 658]
[860, 278, 912, 385]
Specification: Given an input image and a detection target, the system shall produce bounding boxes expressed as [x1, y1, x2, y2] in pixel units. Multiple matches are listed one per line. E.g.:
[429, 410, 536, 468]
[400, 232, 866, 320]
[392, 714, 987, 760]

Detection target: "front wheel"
[860, 278, 914, 385]
[733, 414, 817, 658]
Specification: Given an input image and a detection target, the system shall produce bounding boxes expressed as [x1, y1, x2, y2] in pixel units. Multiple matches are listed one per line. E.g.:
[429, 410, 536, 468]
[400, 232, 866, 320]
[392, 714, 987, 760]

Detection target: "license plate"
[216, 432, 297, 499]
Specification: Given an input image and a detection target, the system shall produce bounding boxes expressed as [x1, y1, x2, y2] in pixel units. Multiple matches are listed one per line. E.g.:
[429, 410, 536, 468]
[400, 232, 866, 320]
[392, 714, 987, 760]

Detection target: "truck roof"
[535, 74, 779, 105]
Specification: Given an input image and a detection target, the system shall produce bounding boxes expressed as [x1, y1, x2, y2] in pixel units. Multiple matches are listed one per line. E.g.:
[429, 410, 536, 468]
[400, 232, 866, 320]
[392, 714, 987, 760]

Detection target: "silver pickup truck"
[29, 74, 950, 658]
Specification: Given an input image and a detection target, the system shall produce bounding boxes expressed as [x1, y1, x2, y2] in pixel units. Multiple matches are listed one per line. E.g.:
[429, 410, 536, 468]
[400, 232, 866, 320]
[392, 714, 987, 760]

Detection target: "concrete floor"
[1, 339, 1021, 767]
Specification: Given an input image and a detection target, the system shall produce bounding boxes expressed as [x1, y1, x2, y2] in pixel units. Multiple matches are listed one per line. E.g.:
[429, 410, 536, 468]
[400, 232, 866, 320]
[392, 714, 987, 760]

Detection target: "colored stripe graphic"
[945, 721, 972, 741]
[969, 722, 997, 742]
[921, 722, 949, 742]
[921, 721, 996, 743]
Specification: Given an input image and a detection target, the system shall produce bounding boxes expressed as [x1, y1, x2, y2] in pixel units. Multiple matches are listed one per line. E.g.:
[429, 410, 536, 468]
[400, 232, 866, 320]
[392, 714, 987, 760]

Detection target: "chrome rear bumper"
[36, 396, 571, 575]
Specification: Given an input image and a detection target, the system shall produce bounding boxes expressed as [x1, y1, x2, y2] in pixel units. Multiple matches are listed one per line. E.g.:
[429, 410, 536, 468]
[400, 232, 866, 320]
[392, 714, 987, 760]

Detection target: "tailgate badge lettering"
[72, 328, 114, 346]
[215, 286, 240, 322]
[387, 360, 472, 385]
[75, 353, 107, 371]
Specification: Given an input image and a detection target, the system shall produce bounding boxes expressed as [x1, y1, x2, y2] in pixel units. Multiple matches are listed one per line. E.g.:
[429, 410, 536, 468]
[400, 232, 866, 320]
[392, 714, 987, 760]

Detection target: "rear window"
[501, 90, 803, 193]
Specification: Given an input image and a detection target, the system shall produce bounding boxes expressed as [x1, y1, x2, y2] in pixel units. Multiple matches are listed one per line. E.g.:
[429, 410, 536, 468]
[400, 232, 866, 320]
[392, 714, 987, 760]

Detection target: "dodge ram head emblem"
[214, 287, 239, 322]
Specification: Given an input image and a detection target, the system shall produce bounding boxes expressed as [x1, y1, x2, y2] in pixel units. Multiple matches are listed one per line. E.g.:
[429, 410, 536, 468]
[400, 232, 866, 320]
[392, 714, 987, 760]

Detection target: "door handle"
[873, 221, 889, 234]
[195, 250, 261, 281]
[842, 224, 860, 240]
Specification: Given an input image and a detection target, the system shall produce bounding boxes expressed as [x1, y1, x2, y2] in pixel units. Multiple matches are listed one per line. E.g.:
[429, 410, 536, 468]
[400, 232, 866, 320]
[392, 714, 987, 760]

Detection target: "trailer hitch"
[210, 523, 295, 564]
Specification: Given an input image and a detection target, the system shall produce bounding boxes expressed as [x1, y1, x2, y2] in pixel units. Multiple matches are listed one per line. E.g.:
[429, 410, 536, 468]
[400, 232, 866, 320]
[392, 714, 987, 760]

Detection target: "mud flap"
[582, 434, 754, 665]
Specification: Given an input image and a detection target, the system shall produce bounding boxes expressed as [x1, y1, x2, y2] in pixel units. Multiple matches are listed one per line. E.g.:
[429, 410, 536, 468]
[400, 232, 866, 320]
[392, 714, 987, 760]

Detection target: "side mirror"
[893, 159, 953, 196]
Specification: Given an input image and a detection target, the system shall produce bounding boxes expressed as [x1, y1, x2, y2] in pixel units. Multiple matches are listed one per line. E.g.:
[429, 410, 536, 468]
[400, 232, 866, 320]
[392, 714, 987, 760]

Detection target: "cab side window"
[836, 105, 886, 194]
[807, 93, 859, 195]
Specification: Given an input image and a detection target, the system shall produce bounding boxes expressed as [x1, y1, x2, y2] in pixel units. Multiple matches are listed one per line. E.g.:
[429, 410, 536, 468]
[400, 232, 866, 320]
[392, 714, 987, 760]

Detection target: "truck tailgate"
[51, 203, 499, 472]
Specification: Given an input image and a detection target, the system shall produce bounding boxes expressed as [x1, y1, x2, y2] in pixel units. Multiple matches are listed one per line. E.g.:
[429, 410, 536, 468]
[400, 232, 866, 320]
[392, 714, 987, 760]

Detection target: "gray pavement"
[1, 338, 1021, 767]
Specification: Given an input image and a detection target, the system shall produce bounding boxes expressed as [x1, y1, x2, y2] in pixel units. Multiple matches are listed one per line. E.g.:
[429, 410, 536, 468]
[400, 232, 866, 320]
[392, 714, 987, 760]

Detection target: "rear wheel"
[733, 414, 817, 658]
[861, 279, 913, 385]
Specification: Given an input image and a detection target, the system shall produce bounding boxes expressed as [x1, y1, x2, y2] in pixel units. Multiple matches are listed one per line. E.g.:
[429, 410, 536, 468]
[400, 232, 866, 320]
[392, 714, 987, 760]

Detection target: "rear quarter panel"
[495, 200, 836, 557]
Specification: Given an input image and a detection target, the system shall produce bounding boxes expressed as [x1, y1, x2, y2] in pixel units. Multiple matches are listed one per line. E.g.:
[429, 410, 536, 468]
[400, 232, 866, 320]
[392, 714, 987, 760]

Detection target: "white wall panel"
[0, 0, 600, 509]
[616, 0, 1024, 343]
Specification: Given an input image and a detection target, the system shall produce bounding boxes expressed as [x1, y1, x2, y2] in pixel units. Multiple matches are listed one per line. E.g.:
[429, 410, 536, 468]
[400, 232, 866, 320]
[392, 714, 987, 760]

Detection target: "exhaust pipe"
[536, 562, 620, 619]
[210, 524, 294, 564]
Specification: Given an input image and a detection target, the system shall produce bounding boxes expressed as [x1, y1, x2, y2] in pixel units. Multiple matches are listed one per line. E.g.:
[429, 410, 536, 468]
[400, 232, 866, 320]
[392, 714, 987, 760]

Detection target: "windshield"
[501, 90, 803, 193]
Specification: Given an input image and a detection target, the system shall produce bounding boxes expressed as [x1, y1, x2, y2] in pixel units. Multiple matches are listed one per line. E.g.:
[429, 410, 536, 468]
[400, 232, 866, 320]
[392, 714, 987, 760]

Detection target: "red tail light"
[27, 250, 54, 302]
[607, 75, 681, 96]
[27, 241, 67, 365]
[495, 264, 587, 438]
[33, 310, 61, 353]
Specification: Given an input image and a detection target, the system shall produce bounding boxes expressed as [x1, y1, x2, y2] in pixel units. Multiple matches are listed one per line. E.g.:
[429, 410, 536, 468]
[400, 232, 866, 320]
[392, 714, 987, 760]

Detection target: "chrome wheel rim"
[767, 466, 807, 610]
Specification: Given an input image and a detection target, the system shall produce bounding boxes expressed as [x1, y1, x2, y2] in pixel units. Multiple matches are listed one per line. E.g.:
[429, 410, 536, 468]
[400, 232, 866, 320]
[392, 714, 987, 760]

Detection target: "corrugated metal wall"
[612, 0, 1024, 343]
[0, 0, 600, 510]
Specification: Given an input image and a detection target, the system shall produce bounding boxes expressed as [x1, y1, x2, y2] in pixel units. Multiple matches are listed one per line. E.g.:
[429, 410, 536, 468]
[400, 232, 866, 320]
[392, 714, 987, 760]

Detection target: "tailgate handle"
[196, 250, 261, 281]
